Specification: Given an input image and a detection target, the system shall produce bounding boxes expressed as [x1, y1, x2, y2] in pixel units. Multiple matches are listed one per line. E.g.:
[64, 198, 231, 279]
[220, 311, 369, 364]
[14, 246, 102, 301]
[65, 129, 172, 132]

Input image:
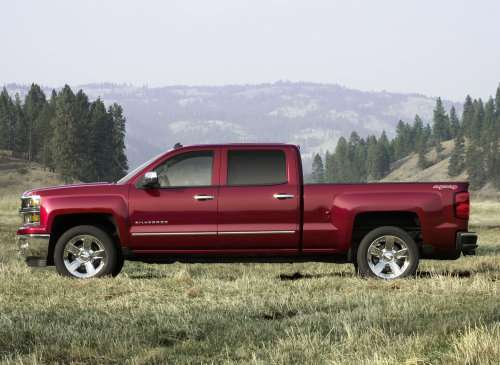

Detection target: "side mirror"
[143, 171, 159, 188]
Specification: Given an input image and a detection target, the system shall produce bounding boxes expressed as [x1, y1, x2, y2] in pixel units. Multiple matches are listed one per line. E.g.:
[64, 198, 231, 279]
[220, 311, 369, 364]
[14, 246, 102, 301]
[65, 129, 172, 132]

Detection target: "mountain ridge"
[4, 81, 461, 170]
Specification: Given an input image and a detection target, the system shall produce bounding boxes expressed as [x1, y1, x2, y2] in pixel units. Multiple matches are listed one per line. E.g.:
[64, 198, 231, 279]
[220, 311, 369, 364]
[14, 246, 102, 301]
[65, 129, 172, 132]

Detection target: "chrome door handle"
[273, 193, 295, 200]
[194, 194, 215, 201]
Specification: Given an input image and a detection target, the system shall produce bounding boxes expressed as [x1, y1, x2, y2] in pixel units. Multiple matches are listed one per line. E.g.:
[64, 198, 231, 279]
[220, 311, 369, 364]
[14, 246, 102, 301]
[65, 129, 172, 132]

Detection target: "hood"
[22, 182, 114, 197]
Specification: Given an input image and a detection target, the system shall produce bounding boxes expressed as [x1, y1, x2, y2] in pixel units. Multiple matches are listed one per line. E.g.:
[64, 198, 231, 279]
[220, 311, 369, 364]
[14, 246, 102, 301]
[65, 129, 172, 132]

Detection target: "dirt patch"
[261, 310, 298, 321]
[279, 271, 352, 281]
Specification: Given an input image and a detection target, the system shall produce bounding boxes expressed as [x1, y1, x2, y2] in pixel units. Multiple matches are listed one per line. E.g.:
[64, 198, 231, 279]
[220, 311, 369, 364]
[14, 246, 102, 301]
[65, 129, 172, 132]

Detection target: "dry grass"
[0, 154, 499, 364]
[0, 220, 498, 364]
[470, 201, 500, 228]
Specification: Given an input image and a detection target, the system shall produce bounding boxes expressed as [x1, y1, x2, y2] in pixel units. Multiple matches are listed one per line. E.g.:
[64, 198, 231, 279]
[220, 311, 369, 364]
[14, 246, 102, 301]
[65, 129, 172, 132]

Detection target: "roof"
[176, 143, 298, 149]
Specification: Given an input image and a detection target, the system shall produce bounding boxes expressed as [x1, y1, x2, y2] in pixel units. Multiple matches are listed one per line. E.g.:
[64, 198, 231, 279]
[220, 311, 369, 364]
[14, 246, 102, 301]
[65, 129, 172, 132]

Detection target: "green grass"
[0, 154, 499, 364]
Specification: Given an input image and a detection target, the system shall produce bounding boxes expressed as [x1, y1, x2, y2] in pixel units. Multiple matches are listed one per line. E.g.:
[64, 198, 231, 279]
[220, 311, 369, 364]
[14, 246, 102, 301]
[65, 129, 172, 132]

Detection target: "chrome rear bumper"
[17, 234, 50, 267]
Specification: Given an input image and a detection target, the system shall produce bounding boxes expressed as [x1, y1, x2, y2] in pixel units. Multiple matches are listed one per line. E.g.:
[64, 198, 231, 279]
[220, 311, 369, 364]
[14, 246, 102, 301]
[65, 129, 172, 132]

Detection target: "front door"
[217, 148, 300, 250]
[129, 150, 218, 251]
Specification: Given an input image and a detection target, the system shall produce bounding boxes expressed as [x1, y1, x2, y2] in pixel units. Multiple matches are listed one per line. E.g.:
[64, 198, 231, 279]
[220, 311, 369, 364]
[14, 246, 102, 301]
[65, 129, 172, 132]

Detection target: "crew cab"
[17, 143, 478, 280]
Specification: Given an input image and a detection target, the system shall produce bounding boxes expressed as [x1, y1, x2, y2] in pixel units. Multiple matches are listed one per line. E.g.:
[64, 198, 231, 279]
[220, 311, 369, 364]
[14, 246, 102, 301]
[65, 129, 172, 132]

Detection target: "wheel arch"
[47, 213, 121, 265]
[349, 211, 422, 262]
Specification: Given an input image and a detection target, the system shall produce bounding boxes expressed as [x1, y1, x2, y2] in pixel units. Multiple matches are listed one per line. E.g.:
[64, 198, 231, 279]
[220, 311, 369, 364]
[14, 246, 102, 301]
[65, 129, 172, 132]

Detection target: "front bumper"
[456, 232, 478, 256]
[17, 234, 50, 267]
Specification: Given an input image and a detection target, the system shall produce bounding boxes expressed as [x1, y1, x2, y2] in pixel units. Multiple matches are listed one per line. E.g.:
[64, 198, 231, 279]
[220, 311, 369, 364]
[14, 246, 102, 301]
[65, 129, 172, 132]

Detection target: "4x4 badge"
[432, 184, 458, 191]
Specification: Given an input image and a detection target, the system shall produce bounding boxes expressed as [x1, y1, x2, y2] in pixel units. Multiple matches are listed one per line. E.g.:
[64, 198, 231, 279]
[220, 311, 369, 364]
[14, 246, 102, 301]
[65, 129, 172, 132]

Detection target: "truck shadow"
[278, 270, 475, 281]
[279, 272, 353, 281]
[127, 269, 477, 281]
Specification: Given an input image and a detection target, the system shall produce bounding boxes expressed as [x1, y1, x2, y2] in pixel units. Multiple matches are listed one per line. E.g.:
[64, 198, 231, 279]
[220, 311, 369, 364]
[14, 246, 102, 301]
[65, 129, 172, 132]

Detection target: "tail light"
[455, 192, 470, 220]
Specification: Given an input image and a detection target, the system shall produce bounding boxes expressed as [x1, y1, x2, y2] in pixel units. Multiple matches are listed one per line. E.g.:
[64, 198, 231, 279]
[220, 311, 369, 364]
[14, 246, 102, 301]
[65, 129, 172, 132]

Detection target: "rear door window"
[227, 150, 287, 185]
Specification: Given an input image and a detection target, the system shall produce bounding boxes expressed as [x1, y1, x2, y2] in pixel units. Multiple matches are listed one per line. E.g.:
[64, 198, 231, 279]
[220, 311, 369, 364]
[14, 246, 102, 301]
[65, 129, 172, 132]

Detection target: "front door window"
[155, 151, 213, 187]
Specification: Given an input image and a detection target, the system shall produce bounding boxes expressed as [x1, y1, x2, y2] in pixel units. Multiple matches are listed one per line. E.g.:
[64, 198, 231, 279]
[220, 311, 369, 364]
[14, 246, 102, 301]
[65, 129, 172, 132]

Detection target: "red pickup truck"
[17, 143, 477, 280]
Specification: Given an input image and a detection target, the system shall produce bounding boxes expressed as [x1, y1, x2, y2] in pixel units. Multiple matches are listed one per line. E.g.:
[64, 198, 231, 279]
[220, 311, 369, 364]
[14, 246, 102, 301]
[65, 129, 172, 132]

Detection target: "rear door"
[217, 147, 300, 250]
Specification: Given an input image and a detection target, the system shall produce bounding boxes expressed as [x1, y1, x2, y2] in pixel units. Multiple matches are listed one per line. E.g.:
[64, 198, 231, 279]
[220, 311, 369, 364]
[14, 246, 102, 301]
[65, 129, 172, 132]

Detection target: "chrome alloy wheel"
[366, 235, 410, 279]
[63, 234, 107, 278]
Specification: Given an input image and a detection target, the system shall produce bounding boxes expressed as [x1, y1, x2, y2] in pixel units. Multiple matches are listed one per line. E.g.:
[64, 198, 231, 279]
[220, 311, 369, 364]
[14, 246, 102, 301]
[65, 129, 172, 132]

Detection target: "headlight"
[21, 195, 41, 209]
[20, 195, 42, 226]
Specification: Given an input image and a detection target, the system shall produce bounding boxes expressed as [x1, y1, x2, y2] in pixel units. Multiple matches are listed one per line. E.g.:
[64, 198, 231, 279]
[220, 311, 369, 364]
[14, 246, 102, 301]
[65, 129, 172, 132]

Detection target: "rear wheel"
[54, 225, 120, 279]
[356, 226, 419, 279]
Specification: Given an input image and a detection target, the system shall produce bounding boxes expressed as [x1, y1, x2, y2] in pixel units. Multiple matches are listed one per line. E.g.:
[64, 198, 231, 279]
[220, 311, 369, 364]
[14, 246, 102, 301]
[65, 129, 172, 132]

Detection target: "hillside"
[5, 82, 460, 170]
[0, 151, 67, 225]
[382, 141, 500, 200]
[382, 140, 462, 182]
[0, 151, 67, 196]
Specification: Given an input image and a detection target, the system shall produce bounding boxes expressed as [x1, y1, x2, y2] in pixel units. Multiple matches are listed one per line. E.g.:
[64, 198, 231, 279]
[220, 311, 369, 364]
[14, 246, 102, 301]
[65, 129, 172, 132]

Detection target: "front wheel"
[54, 225, 120, 279]
[356, 226, 419, 280]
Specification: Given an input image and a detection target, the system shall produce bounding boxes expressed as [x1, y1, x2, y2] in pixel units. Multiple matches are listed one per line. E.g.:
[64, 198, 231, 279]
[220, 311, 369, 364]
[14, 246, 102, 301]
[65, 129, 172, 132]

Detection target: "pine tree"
[23, 84, 46, 161]
[38, 90, 56, 169]
[496, 85, 500, 114]
[353, 138, 367, 182]
[71, 90, 93, 181]
[366, 135, 378, 181]
[311, 153, 325, 183]
[0, 88, 15, 151]
[0, 88, 12, 149]
[324, 151, 335, 183]
[413, 115, 425, 147]
[377, 132, 391, 177]
[470, 99, 484, 141]
[432, 97, 451, 143]
[109, 103, 128, 180]
[12, 94, 28, 158]
[494, 85, 500, 188]
[466, 143, 486, 189]
[367, 133, 390, 180]
[417, 146, 429, 169]
[348, 131, 367, 182]
[333, 137, 350, 182]
[393, 120, 413, 160]
[87, 98, 114, 182]
[449, 106, 460, 139]
[483, 98, 497, 180]
[448, 133, 465, 177]
[51, 85, 77, 181]
[462, 95, 474, 139]
[414, 115, 430, 169]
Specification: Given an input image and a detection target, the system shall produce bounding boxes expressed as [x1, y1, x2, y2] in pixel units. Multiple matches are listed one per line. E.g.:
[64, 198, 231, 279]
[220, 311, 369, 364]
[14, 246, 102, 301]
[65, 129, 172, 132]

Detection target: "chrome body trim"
[132, 230, 296, 236]
[132, 232, 217, 236]
[17, 234, 51, 267]
[18, 208, 41, 214]
[219, 230, 296, 235]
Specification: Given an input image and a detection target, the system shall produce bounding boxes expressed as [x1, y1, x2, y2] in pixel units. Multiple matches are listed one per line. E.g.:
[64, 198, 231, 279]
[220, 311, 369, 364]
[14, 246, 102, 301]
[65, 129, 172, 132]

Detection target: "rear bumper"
[456, 232, 478, 256]
[17, 234, 50, 267]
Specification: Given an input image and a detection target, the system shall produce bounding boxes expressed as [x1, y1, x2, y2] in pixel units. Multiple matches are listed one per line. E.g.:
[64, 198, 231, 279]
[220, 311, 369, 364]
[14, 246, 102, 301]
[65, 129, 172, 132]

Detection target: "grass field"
[0, 157, 499, 364]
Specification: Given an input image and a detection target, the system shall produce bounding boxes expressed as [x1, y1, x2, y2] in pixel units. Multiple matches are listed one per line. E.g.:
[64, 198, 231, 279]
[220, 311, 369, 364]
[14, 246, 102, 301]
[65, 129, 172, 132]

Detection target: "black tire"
[54, 225, 120, 279]
[112, 252, 125, 277]
[356, 226, 419, 279]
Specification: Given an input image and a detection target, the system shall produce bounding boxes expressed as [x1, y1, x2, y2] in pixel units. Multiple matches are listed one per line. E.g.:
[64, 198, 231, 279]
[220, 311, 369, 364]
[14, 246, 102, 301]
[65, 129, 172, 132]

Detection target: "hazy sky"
[2, 0, 499, 100]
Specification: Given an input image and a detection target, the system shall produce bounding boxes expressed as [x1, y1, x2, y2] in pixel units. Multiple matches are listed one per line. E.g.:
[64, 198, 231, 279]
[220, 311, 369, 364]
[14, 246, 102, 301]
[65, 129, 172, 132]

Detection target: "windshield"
[116, 151, 168, 184]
